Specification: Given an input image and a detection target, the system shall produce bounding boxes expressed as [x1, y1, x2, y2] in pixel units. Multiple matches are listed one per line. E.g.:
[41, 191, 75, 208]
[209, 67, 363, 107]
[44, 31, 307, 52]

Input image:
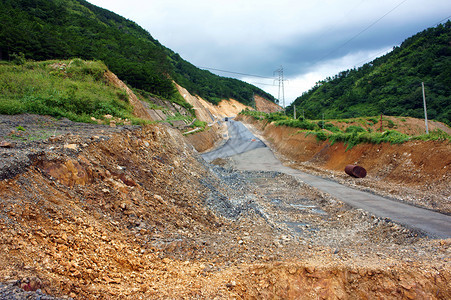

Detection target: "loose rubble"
[0, 114, 449, 299]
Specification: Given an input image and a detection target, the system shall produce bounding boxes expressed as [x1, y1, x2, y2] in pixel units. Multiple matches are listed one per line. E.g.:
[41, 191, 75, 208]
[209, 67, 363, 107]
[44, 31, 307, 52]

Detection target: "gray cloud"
[87, 0, 450, 103]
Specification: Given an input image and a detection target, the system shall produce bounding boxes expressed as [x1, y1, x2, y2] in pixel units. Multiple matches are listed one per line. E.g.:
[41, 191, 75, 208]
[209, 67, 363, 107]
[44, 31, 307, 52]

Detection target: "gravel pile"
[0, 281, 66, 300]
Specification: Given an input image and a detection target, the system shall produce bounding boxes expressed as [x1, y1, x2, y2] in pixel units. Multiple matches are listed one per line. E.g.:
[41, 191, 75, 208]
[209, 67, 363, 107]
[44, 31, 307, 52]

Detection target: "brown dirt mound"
[175, 82, 253, 121]
[329, 115, 451, 136]
[184, 123, 224, 152]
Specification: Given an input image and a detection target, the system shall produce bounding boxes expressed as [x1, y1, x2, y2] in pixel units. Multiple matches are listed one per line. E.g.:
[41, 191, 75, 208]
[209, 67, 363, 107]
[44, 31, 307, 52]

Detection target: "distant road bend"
[202, 120, 451, 239]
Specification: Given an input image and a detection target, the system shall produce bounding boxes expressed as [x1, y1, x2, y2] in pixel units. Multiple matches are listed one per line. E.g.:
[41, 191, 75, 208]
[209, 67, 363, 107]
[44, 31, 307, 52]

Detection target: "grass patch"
[412, 129, 451, 142]
[241, 110, 450, 149]
[0, 60, 142, 124]
[275, 119, 317, 130]
[315, 130, 411, 151]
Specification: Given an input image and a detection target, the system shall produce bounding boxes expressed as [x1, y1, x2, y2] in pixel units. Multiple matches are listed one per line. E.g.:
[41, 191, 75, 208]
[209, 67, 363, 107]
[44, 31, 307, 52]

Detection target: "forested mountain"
[0, 0, 275, 106]
[286, 22, 451, 125]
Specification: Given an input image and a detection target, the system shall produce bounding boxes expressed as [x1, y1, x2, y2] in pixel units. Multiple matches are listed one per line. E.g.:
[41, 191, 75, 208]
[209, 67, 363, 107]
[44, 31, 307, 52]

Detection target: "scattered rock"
[0, 141, 14, 148]
[63, 144, 78, 150]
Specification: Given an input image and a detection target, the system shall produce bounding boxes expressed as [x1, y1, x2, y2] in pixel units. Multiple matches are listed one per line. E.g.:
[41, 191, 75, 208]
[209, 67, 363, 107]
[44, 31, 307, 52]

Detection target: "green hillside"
[286, 22, 451, 125]
[0, 0, 275, 107]
[0, 59, 145, 124]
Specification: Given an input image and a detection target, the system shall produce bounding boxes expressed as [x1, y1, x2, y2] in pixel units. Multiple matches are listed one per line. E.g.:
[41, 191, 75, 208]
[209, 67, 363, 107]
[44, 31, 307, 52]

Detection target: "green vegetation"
[239, 110, 450, 150]
[411, 129, 451, 142]
[0, 0, 275, 108]
[286, 22, 451, 126]
[274, 119, 316, 130]
[0, 60, 141, 123]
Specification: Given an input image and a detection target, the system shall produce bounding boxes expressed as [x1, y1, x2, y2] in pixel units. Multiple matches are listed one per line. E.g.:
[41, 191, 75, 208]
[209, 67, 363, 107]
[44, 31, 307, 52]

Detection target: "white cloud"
[244, 46, 394, 106]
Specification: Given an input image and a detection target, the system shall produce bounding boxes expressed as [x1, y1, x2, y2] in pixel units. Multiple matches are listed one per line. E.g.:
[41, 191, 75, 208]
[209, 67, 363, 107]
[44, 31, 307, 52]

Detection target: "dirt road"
[201, 120, 266, 162]
[203, 120, 451, 238]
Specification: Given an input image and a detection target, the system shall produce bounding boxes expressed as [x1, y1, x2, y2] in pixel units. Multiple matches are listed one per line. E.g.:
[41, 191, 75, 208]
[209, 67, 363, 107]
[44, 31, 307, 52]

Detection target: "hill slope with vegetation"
[0, 0, 275, 107]
[0, 59, 144, 124]
[286, 22, 451, 125]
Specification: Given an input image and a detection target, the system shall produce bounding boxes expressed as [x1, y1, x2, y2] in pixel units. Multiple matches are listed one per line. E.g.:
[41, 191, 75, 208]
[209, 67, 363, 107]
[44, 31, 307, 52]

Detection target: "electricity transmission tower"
[274, 66, 286, 111]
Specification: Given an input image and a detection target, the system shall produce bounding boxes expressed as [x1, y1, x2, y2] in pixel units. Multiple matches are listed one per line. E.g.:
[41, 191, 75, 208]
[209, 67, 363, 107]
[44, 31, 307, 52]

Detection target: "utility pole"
[274, 66, 286, 113]
[422, 82, 429, 134]
[294, 105, 296, 119]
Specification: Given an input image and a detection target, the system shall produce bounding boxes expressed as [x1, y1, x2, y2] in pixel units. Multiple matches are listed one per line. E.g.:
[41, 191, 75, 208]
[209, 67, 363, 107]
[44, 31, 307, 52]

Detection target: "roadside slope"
[237, 115, 451, 214]
[0, 115, 450, 298]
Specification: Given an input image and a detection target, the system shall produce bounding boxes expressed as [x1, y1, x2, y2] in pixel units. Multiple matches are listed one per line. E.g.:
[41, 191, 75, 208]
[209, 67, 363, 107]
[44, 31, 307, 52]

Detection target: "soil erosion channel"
[202, 120, 451, 238]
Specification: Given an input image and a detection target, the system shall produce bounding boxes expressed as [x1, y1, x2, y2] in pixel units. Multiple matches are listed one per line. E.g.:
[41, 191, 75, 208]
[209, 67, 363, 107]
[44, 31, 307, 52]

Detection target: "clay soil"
[0, 114, 450, 299]
[254, 95, 282, 114]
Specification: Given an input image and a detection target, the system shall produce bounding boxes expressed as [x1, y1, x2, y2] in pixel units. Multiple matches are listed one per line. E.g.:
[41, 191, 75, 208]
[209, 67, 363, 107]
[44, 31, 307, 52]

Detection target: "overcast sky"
[87, 0, 450, 106]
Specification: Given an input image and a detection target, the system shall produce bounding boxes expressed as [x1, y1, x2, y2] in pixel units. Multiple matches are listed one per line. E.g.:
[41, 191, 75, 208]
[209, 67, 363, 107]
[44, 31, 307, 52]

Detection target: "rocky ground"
[0, 114, 450, 299]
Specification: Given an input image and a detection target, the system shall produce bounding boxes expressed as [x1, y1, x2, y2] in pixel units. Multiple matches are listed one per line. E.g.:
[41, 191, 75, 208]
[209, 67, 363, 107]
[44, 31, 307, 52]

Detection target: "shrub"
[275, 119, 317, 130]
[412, 129, 451, 142]
[327, 130, 410, 150]
[345, 125, 366, 134]
[240, 109, 268, 119]
[386, 119, 396, 128]
[0, 60, 136, 123]
[367, 117, 379, 124]
[324, 123, 341, 133]
[11, 52, 26, 65]
[192, 119, 207, 129]
[266, 112, 288, 122]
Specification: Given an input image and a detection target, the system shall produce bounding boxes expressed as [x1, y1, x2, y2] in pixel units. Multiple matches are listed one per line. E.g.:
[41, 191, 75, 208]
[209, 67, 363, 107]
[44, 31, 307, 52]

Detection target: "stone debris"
[0, 114, 449, 299]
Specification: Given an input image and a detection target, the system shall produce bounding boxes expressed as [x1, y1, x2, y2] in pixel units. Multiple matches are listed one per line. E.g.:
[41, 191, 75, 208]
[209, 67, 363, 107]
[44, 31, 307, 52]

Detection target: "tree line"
[0, 0, 275, 107]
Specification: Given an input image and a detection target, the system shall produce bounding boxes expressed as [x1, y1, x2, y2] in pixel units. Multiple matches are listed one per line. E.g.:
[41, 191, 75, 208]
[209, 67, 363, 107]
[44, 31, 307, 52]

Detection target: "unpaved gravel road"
[203, 120, 451, 238]
[201, 120, 266, 162]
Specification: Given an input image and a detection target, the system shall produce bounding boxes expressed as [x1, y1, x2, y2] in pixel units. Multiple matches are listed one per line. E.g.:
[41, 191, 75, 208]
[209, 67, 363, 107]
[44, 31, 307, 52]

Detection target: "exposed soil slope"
[1, 115, 450, 299]
[175, 82, 253, 122]
[237, 115, 451, 214]
[255, 94, 282, 113]
[329, 115, 451, 136]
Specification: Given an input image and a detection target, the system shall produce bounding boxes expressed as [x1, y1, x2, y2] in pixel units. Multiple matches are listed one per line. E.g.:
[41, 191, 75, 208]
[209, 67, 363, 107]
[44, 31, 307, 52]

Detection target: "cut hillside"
[328, 115, 451, 136]
[255, 94, 282, 113]
[0, 59, 191, 127]
[175, 83, 253, 122]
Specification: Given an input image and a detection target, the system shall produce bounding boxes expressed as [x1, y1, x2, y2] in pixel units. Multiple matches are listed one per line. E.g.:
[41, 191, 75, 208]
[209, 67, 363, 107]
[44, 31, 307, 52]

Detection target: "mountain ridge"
[287, 22, 451, 125]
[0, 0, 275, 108]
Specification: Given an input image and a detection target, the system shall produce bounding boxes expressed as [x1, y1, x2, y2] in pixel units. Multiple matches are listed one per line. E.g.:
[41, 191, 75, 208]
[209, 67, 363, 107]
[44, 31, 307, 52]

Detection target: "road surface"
[202, 120, 266, 162]
[202, 120, 451, 238]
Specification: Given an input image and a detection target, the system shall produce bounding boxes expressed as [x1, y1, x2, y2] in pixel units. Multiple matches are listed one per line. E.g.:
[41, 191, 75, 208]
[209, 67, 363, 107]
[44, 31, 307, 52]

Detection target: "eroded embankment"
[237, 115, 451, 214]
[0, 118, 450, 299]
[184, 123, 225, 153]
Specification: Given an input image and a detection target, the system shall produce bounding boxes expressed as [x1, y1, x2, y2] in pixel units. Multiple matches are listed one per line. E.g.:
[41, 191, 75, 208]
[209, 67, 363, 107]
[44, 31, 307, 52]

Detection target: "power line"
[250, 82, 276, 87]
[353, 15, 451, 68]
[433, 15, 451, 26]
[354, 46, 396, 67]
[316, 0, 409, 63]
[197, 66, 275, 79]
